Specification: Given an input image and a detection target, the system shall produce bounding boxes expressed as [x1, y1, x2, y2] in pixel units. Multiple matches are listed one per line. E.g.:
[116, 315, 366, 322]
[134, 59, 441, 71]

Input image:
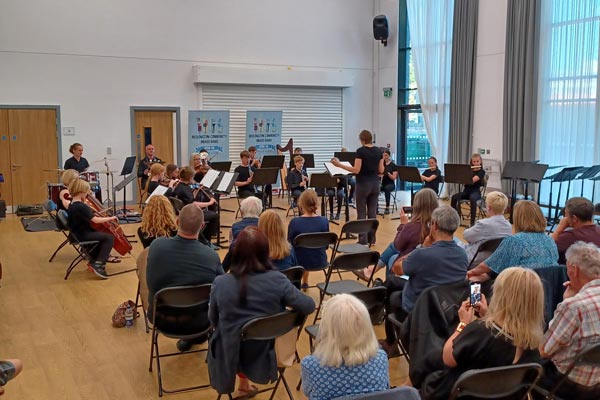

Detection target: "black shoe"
[90, 262, 109, 279]
[384, 208, 390, 215]
[176, 339, 193, 352]
[329, 214, 335, 221]
[334, 213, 340, 220]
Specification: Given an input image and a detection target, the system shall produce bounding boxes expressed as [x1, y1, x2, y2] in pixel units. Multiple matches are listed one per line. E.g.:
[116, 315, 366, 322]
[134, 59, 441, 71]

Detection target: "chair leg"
[49, 238, 69, 262]
[149, 327, 158, 372]
[280, 372, 294, 400]
[64, 255, 84, 280]
[268, 370, 284, 400]
[296, 377, 302, 392]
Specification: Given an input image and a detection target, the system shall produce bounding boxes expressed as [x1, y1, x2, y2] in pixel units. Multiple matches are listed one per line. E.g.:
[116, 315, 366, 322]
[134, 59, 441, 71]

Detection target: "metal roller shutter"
[201, 84, 343, 173]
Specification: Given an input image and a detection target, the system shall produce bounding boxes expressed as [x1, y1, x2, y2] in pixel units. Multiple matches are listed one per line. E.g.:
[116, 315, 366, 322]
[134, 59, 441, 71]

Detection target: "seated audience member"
[172, 166, 220, 248]
[234, 150, 263, 200]
[137, 195, 177, 248]
[538, 241, 600, 399]
[258, 210, 297, 270]
[421, 156, 442, 194]
[146, 163, 178, 196]
[420, 267, 544, 399]
[468, 200, 559, 281]
[0, 358, 23, 396]
[208, 227, 315, 398]
[550, 197, 600, 264]
[58, 169, 79, 211]
[230, 196, 262, 243]
[301, 294, 389, 399]
[146, 204, 223, 351]
[380, 149, 398, 214]
[288, 190, 330, 289]
[461, 191, 513, 263]
[286, 155, 308, 206]
[391, 206, 468, 314]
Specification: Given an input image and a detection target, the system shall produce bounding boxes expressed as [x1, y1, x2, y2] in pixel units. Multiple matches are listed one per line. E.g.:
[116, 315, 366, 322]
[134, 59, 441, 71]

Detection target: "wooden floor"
[0, 192, 450, 399]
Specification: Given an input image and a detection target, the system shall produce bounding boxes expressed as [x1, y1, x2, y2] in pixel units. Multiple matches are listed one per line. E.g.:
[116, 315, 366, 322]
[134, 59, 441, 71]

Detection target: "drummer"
[63, 143, 89, 173]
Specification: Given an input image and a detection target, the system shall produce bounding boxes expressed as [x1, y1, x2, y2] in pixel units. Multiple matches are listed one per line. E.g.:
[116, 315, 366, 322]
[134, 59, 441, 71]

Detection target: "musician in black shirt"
[137, 144, 163, 189]
[63, 143, 89, 173]
[381, 149, 398, 214]
[421, 156, 442, 194]
[234, 150, 264, 200]
[450, 154, 486, 227]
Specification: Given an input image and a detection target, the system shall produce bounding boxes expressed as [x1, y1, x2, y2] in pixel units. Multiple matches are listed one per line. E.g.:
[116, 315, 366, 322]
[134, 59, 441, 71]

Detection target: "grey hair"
[565, 241, 600, 279]
[431, 206, 460, 234]
[240, 196, 262, 218]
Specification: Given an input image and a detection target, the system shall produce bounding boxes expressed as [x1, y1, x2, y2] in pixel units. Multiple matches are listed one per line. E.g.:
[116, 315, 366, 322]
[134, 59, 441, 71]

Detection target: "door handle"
[12, 164, 22, 168]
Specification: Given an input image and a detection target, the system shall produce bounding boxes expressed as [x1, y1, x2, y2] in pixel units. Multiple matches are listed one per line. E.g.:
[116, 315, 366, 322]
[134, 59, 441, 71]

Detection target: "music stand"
[252, 167, 280, 211]
[576, 165, 600, 197]
[210, 161, 232, 173]
[261, 155, 285, 169]
[201, 170, 239, 247]
[289, 153, 315, 169]
[113, 173, 140, 223]
[334, 152, 356, 165]
[396, 166, 423, 199]
[309, 172, 340, 224]
[120, 156, 137, 177]
[502, 161, 547, 222]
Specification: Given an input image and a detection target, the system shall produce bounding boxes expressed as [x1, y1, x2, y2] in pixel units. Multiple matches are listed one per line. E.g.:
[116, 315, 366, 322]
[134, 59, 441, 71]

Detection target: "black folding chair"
[217, 310, 307, 400]
[292, 232, 338, 287]
[168, 196, 184, 215]
[280, 266, 304, 290]
[149, 284, 212, 397]
[533, 342, 600, 400]
[386, 313, 411, 363]
[45, 200, 71, 263]
[56, 210, 100, 280]
[449, 363, 543, 400]
[333, 219, 379, 256]
[467, 237, 505, 269]
[313, 251, 380, 324]
[333, 386, 421, 400]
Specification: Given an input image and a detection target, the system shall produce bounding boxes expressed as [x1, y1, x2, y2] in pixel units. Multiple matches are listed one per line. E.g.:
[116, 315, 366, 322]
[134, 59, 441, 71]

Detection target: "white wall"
[0, 0, 382, 199]
[472, 0, 507, 189]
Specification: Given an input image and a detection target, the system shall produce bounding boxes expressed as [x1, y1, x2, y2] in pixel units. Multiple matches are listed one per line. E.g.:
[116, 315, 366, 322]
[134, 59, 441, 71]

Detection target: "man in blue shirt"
[391, 206, 468, 312]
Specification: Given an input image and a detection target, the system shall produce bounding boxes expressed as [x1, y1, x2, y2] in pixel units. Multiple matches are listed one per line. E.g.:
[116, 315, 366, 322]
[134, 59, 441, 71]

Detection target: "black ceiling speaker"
[373, 15, 389, 46]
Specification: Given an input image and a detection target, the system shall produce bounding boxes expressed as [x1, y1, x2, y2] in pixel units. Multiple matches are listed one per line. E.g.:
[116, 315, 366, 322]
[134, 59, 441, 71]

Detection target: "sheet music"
[324, 161, 352, 176]
[216, 172, 235, 192]
[145, 184, 168, 203]
[201, 169, 220, 189]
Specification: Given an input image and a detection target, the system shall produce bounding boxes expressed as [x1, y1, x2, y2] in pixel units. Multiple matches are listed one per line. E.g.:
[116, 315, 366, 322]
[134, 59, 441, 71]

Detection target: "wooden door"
[2, 109, 58, 206]
[0, 110, 11, 205]
[134, 111, 175, 166]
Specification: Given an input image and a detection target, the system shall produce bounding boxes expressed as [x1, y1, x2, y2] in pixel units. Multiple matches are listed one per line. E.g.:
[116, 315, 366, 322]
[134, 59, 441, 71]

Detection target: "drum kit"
[43, 158, 119, 206]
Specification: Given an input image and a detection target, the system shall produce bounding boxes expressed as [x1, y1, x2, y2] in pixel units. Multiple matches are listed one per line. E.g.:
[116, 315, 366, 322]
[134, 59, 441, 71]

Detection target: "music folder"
[324, 161, 352, 176]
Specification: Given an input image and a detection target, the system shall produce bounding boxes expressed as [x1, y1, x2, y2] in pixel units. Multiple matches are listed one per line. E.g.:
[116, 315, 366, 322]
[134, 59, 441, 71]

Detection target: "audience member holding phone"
[419, 267, 544, 399]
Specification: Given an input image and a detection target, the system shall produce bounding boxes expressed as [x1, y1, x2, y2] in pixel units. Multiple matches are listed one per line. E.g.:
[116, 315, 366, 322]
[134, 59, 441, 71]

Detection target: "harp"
[276, 139, 294, 195]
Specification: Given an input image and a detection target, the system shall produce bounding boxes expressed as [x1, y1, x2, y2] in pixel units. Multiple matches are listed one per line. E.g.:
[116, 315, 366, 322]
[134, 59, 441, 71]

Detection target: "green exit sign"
[383, 87, 393, 97]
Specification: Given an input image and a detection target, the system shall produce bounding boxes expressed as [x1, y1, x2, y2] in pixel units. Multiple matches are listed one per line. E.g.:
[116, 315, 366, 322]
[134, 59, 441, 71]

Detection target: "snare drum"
[47, 183, 66, 205]
[80, 171, 100, 186]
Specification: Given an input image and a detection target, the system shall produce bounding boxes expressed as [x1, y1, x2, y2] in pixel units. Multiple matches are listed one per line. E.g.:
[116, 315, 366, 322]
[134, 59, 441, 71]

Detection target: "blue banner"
[188, 110, 229, 162]
[245, 110, 282, 157]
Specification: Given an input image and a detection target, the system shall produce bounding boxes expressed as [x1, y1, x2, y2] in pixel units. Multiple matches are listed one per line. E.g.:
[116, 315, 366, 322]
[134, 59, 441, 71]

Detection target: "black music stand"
[210, 161, 232, 173]
[113, 156, 140, 223]
[444, 164, 474, 185]
[309, 172, 340, 224]
[261, 156, 285, 208]
[544, 166, 585, 222]
[252, 167, 280, 211]
[324, 162, 355, 237]
[201, 170, 239, 248]
[334, 152, 356, 165]
[289, 153, 315, 169]
[591, 175, 600, 205]
[576, 165, 600, 197]
[390, 166, 423, 220]
[502, 161, 548, 222]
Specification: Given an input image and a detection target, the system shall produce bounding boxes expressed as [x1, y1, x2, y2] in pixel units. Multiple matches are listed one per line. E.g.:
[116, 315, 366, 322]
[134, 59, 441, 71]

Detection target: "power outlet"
[106, 147, 112, 155]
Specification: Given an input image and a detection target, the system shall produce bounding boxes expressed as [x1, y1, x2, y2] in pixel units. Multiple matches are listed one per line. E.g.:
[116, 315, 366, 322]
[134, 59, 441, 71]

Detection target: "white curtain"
[406, 0, 454, 169]
[537, 0, 600, 205]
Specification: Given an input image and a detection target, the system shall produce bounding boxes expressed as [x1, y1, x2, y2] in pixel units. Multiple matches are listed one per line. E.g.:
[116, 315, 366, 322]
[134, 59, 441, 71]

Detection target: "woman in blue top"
[331, 130, 384, 244]
[467, 200, 559, 281]
[258, 210, 297, 270]
[288, 190, 330, 289]
[301, 294, 389, 400]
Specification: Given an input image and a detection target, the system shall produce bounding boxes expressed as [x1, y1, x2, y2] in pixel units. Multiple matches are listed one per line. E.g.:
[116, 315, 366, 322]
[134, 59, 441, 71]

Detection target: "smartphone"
[402, 206, 413, 214]
[470, 282, 481, 306]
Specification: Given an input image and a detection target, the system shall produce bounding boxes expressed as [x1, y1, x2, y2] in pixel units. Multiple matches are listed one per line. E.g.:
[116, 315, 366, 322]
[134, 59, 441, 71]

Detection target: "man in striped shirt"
[539, 241, 600, 399]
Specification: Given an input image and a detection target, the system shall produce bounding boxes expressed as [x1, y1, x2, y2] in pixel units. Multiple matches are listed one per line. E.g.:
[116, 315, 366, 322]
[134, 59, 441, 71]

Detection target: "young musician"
[67, 179, 118, 279]
[286, 155, 308, 204]
[421, 156, 442, 194]
[63, 143, 89, 173]
[137, 144, 163, 189]
[248, 146, 261, 168]
[191, 150, 211, 182]
[381, 149, 398, 214]
[165, 164, 179, 180]
[234, 150, 263, 199]
[450, 154, 486, 227]
[172, 166, 220, 249]
[58, 169, 79, 211]
[146, 163, 178, 195]
[332, 130, 384, 244]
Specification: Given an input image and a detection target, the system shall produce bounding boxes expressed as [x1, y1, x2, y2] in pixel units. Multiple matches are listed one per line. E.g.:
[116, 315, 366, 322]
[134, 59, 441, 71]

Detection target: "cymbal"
[43, 168, 65, 172]
[92, 158, 117, 163]
[99, 170, 119, 174]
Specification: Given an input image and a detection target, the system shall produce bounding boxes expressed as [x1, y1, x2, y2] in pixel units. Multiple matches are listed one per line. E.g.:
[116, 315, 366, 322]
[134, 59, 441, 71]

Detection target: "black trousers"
[356, 179, 380, 244]
[451, 189, 481, 226]
[202, 210, 220, 243]
[80, 230, 114, 264]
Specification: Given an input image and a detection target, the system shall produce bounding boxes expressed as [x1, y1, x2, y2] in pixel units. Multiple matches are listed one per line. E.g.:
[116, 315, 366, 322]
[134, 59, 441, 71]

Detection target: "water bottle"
[125, 303, 134, 329]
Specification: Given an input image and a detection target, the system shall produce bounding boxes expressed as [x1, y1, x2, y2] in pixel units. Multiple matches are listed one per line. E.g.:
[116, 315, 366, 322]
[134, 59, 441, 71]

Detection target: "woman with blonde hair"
[288, 190, 330, 289]
[137, 195, 177, 248]
[468, 200, 558, 281]
[58, 169, 79, 211]
[301, 294, 389, 399]
[421, 267, 544, 399]
[258, 210, 297, 270]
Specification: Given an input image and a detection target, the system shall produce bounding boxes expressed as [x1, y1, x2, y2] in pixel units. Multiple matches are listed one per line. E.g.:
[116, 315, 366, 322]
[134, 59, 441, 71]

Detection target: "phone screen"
[470, 282, 481, 306]
[402, 206, 413, 214]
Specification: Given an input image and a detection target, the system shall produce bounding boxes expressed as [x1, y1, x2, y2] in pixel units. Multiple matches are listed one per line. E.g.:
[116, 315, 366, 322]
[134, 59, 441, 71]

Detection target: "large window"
[538, 0, 600, 203]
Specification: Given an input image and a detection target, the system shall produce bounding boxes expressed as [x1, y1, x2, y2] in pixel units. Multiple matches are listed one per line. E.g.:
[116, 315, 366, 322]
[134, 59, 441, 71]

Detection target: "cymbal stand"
[102, 158, 114, 208]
